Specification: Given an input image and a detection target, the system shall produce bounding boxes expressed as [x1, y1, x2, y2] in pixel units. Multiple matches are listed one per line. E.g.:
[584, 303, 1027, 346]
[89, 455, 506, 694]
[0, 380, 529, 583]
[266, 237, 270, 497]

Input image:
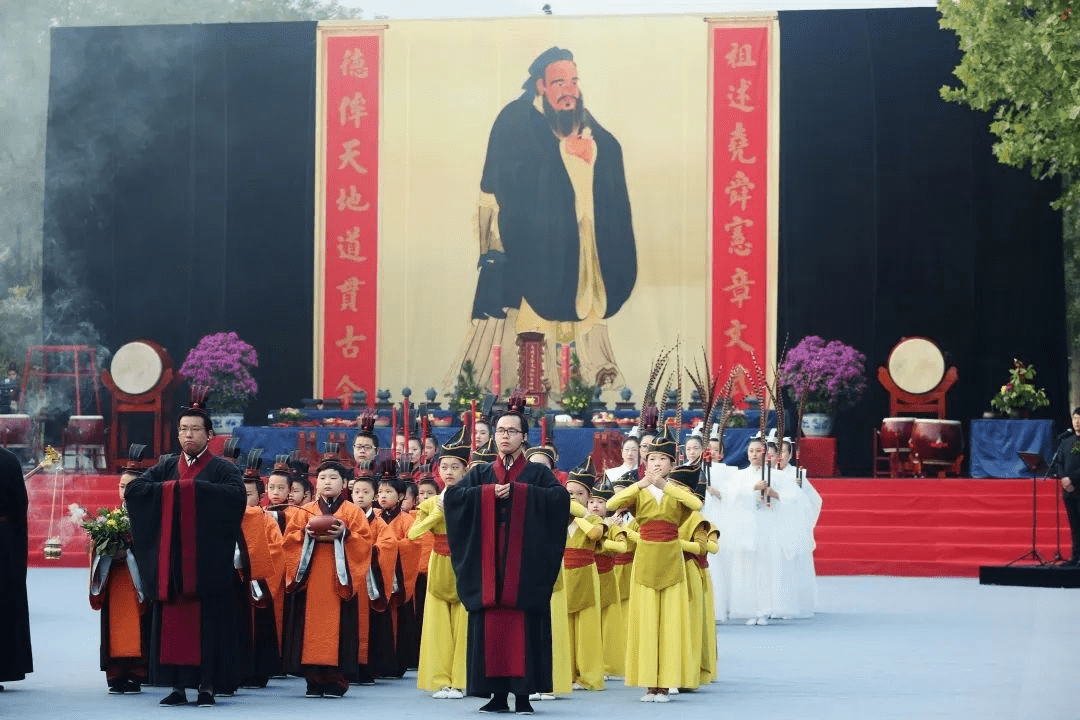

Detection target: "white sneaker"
[528, 693, 542, 701]
[432, 688, 449, 699]
[745, 617, 758, 626]
[539, 694, 556, 701]
[572, 682, 584, 691]
[654, 693, 671, 703]
[668, 688, 679, 695]
[757, 616, 769, 626]
[446, 688, 463, 699]
[640, 693, 656, 702]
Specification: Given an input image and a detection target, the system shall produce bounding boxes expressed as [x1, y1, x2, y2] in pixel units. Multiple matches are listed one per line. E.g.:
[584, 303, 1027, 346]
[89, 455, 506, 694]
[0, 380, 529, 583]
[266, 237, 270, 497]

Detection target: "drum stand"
[1007, 451, 1048, 566]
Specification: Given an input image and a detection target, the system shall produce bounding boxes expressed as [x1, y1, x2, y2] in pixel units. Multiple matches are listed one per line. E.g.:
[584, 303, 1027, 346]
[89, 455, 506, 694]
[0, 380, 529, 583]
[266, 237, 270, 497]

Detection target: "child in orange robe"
[352, 472, 399, 681]
[282, 458, 371, 698]
[376, 472, 422, 675]
[89, 464, 150, 694]
[235, 459, 286, 689]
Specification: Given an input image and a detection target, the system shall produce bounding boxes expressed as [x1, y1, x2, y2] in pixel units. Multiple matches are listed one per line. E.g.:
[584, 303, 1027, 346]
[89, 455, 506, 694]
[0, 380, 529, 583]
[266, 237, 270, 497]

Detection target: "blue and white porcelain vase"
[801, 412, 835, 438]
[212, 413, 244, 436]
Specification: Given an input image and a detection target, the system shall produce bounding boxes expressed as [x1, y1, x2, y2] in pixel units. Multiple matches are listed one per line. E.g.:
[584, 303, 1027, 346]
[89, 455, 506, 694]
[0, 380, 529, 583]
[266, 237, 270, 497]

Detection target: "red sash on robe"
[158, 451, 212, 666]
[481, 453, 530, 677]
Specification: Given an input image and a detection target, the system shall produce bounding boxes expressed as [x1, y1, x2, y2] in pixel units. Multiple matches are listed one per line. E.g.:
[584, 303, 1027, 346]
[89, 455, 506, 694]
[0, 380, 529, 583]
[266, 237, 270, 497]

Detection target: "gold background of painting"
[315, 14, 778, 401]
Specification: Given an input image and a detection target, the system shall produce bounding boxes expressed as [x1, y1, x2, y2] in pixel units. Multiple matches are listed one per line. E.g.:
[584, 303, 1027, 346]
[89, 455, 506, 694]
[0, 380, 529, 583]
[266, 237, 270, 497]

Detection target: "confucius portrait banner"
[314, 15, 779, 403]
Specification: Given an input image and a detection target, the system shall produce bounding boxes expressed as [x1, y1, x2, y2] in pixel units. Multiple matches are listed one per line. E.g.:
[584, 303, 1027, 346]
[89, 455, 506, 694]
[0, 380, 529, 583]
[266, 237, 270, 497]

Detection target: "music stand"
[1008, 451, 1049, 566]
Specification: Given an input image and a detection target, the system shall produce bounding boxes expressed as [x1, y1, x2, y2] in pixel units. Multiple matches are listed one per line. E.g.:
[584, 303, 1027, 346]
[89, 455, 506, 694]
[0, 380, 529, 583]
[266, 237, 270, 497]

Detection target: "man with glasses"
[125, 393, 246, 707]
[445, 392, 570, 715]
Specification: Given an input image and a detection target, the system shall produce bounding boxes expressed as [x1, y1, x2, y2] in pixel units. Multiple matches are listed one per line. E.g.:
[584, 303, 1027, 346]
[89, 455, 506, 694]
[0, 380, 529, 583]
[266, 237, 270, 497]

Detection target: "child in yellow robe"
[563, 457, 606, 691]
[672, 461, 718, 689]
[525, 446, 572, 701]
[588, 476, 628, 679]
[410, 428, 471, 699]
[606, 427, 701, 702]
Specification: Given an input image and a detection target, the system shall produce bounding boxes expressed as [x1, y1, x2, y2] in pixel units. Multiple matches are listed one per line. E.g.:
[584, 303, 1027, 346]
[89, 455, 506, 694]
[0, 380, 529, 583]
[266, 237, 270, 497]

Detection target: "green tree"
[939, 0, 1080, 404]
[938, 0, 1080, 209]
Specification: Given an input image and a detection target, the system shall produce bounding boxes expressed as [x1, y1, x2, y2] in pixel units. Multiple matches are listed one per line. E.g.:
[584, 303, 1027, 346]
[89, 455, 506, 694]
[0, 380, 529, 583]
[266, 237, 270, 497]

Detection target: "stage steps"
[23, 474, 1076, 577]
[814, 478, 1071, 577]
[25, 473, 121, 568]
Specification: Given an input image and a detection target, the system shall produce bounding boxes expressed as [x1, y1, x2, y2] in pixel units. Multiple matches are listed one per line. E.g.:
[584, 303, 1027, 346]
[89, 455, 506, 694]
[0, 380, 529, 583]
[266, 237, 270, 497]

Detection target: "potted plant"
[445, 360, 484, 418]
[178, 331, 258, 435]
[560, 352, 596, 424]
[990, 359, 1049, 418]
[779, 335, 867, 437]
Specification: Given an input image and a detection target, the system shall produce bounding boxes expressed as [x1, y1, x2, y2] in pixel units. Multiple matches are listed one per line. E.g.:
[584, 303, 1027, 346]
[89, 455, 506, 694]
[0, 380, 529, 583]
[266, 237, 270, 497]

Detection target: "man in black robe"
[445, 397, 569, 715]
[125, 399, 246, 707]
[0, 446, 32, 689]
[1050, 407, 1080, 565]
[459, 46, 636, 391]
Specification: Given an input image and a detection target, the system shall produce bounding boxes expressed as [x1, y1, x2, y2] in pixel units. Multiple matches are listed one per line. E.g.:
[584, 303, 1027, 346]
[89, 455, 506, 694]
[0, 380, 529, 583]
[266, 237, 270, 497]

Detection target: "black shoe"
[215, 689, 235, 697]
[514, 696, 534, 715]
[305, 686, 323, 699]
[196, 691, 215, 707]
[479, 695, 511, 713]
[323, 686, 346, 699]
[122, 681, 142, 695]
[108, 683, 125, 695]
[160, 690, 188, 706]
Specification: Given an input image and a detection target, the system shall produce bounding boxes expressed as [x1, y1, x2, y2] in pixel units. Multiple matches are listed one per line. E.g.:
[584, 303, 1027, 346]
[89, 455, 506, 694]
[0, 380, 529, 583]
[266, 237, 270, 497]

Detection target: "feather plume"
[674, 343, 684, 435]
[636, 347, 673, 435]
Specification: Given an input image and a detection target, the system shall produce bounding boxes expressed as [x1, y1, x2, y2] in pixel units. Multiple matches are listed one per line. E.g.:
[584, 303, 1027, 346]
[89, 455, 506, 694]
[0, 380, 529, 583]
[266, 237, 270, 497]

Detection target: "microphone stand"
[1044, 432, 1071, 564]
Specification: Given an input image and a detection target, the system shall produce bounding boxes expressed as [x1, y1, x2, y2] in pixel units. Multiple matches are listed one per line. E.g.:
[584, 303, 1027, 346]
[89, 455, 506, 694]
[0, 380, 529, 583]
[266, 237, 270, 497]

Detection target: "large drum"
[879, 417, 914, 453]
[67, 415, 105, 445]
[909, 419, 963, 467]
[887, 338, 946, 395]
[0, 414, 31, 446]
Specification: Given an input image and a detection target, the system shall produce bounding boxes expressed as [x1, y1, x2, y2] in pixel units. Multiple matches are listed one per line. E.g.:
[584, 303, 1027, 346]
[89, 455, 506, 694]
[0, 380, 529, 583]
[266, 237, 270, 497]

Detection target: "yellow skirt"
[623, 565, 697, 689]
[684, 559, 704, 687]
[700, 567, 717, 683]
[601, 596, 626, 677]
[550, 570, 573, 694]
[567, 574, 605, 690]
[416, 595, 467, 691]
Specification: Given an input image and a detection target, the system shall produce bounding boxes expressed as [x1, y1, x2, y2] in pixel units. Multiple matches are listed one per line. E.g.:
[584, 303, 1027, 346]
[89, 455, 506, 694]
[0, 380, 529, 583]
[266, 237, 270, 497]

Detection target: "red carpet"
[815, 478, 1072, 577]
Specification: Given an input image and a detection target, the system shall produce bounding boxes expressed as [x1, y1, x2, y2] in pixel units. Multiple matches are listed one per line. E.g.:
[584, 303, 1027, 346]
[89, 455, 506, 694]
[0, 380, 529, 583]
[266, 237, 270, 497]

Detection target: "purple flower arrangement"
[178, 332, 259, 413]
[778, 335, 867, 413]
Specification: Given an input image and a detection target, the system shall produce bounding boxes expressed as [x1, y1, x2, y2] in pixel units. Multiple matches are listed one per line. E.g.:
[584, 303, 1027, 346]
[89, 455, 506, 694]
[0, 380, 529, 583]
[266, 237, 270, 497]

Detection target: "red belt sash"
[613, 552, 634, 566]
[563, 547, 596, 570]
[595, 554, 615, 574]
[432, 532, 450, 557]
[639, 520, 678, 542]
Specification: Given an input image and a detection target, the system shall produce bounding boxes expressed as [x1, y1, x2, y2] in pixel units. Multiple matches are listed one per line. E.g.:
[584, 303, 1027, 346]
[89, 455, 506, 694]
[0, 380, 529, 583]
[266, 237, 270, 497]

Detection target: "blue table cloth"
[969, 419, 1054, 478]
[231, 424, 767, 471]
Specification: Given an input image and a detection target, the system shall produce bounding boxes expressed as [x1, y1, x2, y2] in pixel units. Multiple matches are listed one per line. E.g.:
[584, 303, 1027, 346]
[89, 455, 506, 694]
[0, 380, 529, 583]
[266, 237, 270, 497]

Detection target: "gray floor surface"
[1, 569, 1075, 720]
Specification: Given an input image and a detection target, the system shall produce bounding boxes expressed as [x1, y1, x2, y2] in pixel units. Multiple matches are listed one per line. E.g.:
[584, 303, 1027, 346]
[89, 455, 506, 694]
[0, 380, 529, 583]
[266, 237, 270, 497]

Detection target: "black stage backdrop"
[43, 11, 1065, 473]
[776, 8, 1065, 475]
[43, 22, 317, 429]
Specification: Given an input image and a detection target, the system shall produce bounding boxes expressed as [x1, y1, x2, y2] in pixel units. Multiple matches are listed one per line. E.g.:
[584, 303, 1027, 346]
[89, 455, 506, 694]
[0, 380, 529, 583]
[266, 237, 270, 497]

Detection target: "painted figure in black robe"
[0, 447, 32, 688]
[445, 407, 569, 714]
[472, 46, 635, 323]
[126, 407, 246, 707]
